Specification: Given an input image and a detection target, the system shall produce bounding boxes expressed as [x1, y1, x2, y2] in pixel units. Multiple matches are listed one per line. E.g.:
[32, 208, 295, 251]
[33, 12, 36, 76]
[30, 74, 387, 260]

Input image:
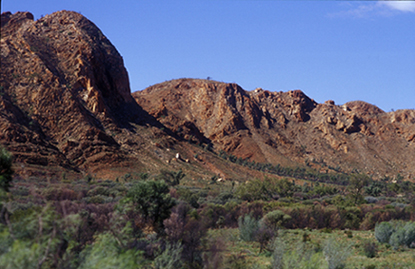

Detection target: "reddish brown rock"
[1, 11, 415, 181]
[0, 11, 143, 174]
[134, 79, 415, 179]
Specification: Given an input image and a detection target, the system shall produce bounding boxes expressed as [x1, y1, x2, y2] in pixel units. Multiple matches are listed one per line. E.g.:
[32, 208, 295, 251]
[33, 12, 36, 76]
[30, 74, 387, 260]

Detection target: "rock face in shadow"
[134, 78, 415, 179]
[0, 11, 143, 173]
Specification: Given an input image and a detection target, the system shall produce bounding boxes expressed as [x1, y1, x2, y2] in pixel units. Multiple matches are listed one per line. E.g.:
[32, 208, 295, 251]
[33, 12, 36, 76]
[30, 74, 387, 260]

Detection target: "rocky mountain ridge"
[1, 10, 147, 175]
[1, 11, 414, 180]
[134, 79, 415, 179]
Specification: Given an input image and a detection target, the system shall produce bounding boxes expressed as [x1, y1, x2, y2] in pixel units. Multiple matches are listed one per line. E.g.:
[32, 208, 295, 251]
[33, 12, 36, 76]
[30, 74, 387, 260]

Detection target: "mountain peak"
[0, 10, 140, 173]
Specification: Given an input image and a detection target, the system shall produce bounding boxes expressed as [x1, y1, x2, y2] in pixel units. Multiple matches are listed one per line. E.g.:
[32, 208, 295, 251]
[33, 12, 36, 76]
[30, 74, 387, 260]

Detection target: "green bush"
[87, 186, 109, 197]
[271, 239, 322, 269]
[284, 246, 322, 269]
[79, 232, 144, 269]
[11, 186, 30, 197]
[323, 237, 351, 269]
[271, 238, 285, 269]
[176, 187, 199, 208]
[236, 178, 298, 202]
[238, 214, 259, 242]
[342, 206, 362, 229]
[264, 210, 291, 230]
[154, 242, 183, 269]
[389, 226, 405, 250]
[157, 169, 185, 186]
[0, 146, 13, 192]
[374, 221, 394, 244]
[362, 239, 378, 258]
[403, 221, 415, 248]
[84, 195, 113, 204]
[375, 220, 415, 250]
[235, 178, 270, 201]
[124, 180, 175, 231]
[210, 191, 236, 205]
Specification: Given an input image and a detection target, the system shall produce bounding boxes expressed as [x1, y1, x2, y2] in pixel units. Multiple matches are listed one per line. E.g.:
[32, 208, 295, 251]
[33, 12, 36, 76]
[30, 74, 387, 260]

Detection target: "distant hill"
[1, 11, 414, 180]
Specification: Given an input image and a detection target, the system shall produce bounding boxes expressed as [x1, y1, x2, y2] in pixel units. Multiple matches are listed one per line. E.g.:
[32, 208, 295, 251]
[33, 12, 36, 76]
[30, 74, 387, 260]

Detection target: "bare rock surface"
[134, 78, 415, 179]
[0, 11, 144, 175]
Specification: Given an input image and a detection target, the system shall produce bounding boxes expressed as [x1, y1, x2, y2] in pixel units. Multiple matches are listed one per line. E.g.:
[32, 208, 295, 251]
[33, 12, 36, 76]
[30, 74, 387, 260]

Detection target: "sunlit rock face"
[134, 78, 415, 179]
[0, 11, 141, 172]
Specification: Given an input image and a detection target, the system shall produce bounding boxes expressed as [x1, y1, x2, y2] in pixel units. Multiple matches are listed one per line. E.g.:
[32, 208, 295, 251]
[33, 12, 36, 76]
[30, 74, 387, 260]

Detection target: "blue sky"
[2, 1, 415, 111]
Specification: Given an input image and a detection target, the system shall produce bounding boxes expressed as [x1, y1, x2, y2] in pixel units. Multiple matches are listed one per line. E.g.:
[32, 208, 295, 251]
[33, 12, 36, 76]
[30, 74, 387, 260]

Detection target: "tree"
[348, 174, 370, 205]
[171, 169, 185, 186]
[125, 180, 175, 231]
[0, 146, 13, 193]
[157, 169, 185, 186]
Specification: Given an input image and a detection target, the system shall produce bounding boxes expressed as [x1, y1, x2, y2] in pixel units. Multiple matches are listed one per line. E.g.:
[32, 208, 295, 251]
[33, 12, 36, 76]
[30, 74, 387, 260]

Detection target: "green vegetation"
[0, 146, 13, 192]
[2, 151, 415, 268]
[123, 179, 175, 232]
[238, 214, 259, 242]
[375, 220, 415, 250]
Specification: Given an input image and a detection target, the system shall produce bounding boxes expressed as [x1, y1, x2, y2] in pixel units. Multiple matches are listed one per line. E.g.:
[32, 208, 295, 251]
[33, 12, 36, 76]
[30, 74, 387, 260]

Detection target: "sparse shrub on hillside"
[157, 169, 185, 186]
[362, 239, 378, 258]
[0, 203, 93, 268]
[360, 212, 376, 230]
[348, 174, 370, 205]
[0, 146, 13, 193]
[365, 181, 385, 197]
[238, 214, 259, 242]
[236, 177, 298, 202]
[87, 186, 109, 197]
[176, 187, 199, 208]
[42, 187, 78, 201]
[235, 178, 270, 202]
[210, 191, 237, 205]
[309, 183, 339, 197]
[331, 195, 355, 207]
[83, 195, 113, 204]
[199, 203, 228, 229]
[181, 217, 206, 267]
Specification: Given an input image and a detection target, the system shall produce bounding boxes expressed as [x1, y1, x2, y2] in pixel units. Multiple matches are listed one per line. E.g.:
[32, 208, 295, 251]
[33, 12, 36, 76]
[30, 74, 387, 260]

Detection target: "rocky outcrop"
[134, 79, 415, 179]
[0, 11, 142, 173]
[1, 11, 414, 181]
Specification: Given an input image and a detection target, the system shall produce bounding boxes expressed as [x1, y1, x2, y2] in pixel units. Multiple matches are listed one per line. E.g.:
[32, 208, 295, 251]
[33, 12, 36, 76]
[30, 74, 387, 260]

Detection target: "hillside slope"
[0, 11, 270, 181]
[1, 11, 414, 181]
[134, 78, 415, 180]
